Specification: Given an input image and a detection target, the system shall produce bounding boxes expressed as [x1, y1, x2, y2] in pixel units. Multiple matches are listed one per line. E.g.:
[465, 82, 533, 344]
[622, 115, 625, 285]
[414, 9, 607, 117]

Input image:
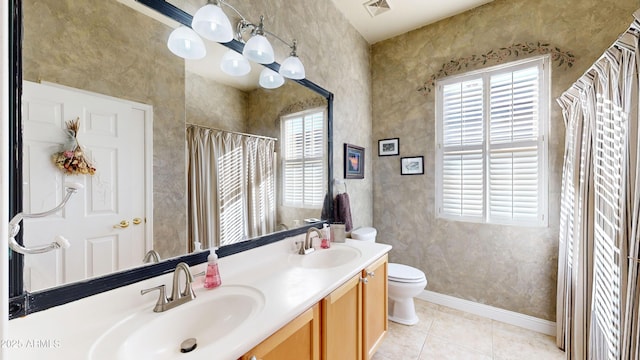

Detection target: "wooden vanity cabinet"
[241, 254, 388, 360]
[362, 254, 388, 359]
[240, 304, 320, 360]
[322, 254, 388, 360]
[321, 274, 363, 360]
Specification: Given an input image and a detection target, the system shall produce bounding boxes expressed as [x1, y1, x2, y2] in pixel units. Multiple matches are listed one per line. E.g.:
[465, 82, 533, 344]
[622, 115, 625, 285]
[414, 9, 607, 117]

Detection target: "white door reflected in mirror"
[21, 81, 153, 292]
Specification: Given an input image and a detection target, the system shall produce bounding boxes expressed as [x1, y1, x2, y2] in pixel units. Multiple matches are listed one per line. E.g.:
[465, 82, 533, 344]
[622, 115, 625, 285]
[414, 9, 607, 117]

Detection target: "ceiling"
[331, 0, 494, 44]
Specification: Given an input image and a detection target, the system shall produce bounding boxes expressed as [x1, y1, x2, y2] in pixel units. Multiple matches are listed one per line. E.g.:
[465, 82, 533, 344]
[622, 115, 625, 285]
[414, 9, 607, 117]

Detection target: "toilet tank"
[350, 227, 377, 242]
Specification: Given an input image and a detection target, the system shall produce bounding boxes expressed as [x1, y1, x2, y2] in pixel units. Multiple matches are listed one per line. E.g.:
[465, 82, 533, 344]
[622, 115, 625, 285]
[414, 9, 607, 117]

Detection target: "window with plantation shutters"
[281, 108, 326, 209]
[436, 56, 549, 226]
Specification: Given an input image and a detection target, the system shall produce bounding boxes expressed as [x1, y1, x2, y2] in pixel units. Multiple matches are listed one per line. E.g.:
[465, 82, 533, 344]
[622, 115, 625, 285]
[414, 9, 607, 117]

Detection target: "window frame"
[435, 55, 550, 227]
[280, 106, 327, 209]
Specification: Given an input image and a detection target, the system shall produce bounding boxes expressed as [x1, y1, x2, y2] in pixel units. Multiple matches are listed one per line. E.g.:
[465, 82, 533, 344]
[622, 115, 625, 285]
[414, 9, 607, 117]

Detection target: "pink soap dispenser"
[204, 247, 222, 289]
[321, 223, 331, 249]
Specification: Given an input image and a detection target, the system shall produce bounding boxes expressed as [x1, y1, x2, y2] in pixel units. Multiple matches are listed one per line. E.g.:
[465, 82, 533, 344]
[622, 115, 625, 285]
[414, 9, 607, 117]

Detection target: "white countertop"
[7, 236, 391, 359]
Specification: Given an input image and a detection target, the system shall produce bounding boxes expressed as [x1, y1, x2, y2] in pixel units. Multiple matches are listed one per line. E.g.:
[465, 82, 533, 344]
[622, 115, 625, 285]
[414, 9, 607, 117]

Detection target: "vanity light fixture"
[167, 26, 206, 59]
[167, 0, 306, 88]
[278, 40, 305, 80]
[236, 17, 306, 81]
[220, 49, 251, 76]
[192, 0, 233, 43]
[259, 68, 285, 89]
[241, 16, 275, 64]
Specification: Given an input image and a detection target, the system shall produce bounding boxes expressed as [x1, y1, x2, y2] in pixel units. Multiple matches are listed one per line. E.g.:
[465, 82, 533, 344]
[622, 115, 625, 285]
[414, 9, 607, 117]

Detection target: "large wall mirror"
[8, 0, 333, 318]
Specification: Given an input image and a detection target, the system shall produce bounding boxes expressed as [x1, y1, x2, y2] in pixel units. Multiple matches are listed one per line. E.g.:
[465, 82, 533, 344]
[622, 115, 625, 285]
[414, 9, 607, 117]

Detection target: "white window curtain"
[186, 126, 276, 249]
[557, 14, 640, 359]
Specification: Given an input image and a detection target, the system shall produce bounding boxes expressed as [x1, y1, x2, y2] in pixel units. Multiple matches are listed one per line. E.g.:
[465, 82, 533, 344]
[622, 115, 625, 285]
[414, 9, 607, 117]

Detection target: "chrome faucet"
[142, 249, 160, 263]
[140, 262, 196, 312]
[299, 227, 322, 255]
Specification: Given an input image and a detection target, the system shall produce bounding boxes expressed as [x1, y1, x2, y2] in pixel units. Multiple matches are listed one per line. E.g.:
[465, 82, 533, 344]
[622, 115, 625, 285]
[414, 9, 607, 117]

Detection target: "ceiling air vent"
[363, 0, 392, 17]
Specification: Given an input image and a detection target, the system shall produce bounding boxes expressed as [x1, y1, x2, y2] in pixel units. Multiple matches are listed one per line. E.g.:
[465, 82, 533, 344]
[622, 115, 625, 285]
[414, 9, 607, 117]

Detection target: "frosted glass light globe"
[167, 26, 206, 59]
[259, 68, 285, 89]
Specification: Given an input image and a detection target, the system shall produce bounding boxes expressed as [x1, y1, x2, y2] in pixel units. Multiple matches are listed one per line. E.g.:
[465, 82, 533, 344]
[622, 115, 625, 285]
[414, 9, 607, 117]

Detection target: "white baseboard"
[416, 290, 556, 336]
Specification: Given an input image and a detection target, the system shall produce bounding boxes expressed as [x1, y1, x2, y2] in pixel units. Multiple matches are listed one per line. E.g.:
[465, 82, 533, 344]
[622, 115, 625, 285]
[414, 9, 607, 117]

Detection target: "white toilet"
[350, 227, 427, 326]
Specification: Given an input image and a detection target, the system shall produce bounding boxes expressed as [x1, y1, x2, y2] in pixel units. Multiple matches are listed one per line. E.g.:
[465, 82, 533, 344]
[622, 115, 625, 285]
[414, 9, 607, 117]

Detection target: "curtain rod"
[559, 15, 640, 103]
[186, 123, 278, 141]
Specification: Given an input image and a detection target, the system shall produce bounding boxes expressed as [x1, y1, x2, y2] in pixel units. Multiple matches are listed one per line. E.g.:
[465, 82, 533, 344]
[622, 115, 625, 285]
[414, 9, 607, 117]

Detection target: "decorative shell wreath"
[52, 118, 96, 175]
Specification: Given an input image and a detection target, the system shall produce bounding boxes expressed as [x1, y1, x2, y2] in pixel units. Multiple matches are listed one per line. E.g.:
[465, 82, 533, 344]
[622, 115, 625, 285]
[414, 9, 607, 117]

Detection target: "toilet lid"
[388, 263, 426, 283]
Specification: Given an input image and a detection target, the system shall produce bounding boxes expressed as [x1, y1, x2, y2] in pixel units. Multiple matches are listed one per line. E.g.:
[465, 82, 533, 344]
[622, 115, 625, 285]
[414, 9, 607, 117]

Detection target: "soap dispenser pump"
[204, 247, 222, 289]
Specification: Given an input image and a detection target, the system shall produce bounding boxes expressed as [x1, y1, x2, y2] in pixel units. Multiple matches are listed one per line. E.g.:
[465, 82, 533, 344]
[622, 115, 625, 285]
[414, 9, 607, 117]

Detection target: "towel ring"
[334, 179, 347, 194]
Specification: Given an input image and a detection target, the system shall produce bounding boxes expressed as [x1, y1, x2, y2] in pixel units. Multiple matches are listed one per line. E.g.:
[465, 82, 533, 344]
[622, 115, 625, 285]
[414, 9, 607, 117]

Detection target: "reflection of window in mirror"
[281, 108, 326, 209]
[219, 146, 246, 245]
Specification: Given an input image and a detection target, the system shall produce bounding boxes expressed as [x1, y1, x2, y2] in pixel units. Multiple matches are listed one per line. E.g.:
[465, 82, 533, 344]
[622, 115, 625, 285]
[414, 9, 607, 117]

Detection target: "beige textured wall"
[186, 71, 247, 132]
[22, 0, 186, 259]
[371, 0, 638, 320]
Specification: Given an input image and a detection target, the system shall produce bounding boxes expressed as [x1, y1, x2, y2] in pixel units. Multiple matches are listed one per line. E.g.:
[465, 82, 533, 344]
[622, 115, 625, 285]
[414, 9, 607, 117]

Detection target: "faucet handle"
[141, 284, 169, 312]
[295, 241, 305, 255]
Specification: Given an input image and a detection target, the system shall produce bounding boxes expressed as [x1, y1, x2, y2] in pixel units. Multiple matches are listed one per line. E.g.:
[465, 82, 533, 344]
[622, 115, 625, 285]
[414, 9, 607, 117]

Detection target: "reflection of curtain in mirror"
[187, 126, 276, 249]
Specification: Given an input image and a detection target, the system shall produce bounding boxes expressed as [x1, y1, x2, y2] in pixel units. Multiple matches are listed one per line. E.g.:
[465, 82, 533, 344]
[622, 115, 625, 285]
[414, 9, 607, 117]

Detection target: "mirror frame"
[8, 0, 334, 319]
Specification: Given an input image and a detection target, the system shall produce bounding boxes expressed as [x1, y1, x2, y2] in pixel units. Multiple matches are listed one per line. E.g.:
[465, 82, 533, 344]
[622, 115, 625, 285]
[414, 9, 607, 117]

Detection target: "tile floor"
[372, 299, 566, 360]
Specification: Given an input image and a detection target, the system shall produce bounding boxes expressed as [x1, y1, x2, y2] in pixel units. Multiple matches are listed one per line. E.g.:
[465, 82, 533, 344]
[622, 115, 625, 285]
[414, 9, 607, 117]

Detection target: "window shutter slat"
[441, 151, 483, 218]
[488, 148, 539, 221]
[490, 67, 539, 144]
[443, 79, 484, 147]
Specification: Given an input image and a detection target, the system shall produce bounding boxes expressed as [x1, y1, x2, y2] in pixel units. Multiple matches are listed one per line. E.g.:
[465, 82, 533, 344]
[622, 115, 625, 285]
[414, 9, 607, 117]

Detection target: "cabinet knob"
[360, 277, 368, 284]
[367, 271, 375, 277]
[250, 356, 259, 360]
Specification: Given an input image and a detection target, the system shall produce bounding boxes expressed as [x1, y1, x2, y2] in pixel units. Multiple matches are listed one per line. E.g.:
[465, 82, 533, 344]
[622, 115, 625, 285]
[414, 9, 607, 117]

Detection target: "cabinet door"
[242, 304, 320, 360]
[362, 254, 388, 360]
[322, 274, 362, 360]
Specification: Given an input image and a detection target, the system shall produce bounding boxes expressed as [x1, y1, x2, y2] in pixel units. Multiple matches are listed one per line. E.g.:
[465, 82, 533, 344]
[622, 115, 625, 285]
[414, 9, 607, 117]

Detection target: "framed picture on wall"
[344, 143, 365, 179]
[378, 138, 399, 156]
[401, 156, 424, 175]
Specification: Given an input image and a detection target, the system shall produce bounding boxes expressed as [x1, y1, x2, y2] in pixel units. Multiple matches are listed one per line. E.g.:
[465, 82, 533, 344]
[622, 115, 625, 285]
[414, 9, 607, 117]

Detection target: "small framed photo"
[378, 138, 399, 156]
[344, 143, 365, 179]
[401, 156, 424, 175]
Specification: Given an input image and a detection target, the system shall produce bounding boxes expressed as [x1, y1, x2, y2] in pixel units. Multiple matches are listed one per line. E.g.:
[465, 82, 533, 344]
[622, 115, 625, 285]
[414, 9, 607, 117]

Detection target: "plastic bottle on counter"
[321, 223, 331, 249]
[204, 247, 222, 289]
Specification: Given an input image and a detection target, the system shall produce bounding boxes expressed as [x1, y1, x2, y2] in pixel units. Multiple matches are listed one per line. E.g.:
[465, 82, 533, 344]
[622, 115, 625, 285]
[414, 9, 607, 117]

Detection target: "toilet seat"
[388, 263, 426, 283]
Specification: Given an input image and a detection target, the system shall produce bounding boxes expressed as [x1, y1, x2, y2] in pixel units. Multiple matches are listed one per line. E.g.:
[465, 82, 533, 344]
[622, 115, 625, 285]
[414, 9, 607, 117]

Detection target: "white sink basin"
[89, 285, 264, 360]
[289, 245, 361, 269]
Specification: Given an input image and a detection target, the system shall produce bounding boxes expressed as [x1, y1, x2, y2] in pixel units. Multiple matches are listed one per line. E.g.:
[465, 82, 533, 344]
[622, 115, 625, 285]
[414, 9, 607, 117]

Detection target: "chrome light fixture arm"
[216, 0, 246, 22]
[235, 16, 297, 52]
[8, 183, 81, 255]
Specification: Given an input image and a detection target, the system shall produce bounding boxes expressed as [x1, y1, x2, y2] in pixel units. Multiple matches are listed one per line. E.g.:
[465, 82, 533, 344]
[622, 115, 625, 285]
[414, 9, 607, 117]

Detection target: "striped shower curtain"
[556, 12, 640, 359]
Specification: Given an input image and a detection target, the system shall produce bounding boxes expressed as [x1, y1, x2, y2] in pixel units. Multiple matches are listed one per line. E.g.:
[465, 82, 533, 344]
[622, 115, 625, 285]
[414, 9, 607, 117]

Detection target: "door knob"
[133, 218, 142, 225]
[113, 220, 130, 229]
